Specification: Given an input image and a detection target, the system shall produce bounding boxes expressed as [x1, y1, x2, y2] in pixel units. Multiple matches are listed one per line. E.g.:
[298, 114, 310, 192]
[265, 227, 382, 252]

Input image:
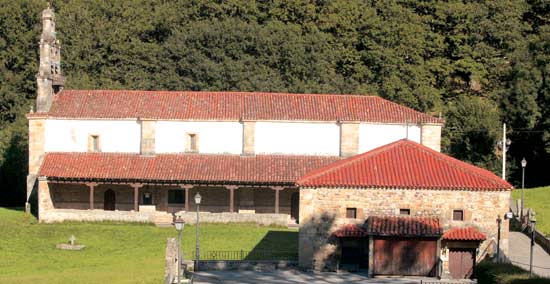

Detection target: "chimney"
[36, 4, 65, 112]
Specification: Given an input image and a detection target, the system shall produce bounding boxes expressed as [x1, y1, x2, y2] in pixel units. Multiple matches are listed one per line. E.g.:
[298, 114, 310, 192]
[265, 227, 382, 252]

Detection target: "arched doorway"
[290, 192, 299, 223]
[104, 189, 116, 211]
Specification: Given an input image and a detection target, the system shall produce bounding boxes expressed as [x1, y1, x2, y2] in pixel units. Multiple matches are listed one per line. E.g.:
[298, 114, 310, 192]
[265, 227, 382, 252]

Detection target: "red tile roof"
[297, 140, 513, 191]
[334, 224, 368, 238]
[366, 216, 442, 237]
[29, 90, 443, 124]
[38, 152, 340, 185]
[443, 227, 486, 241]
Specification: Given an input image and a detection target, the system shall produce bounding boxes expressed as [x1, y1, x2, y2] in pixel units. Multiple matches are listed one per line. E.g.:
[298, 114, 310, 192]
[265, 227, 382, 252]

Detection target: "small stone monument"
[56, 235, 86, 251]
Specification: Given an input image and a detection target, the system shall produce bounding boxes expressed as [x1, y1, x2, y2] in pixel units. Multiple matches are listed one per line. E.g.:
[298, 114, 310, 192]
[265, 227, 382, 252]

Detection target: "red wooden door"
[449, 249, 475, 279]
[373, 237, 437, 276]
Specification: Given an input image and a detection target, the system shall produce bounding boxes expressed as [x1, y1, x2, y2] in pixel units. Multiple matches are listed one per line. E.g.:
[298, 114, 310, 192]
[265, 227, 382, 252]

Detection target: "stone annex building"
[27, 6, 513, 279]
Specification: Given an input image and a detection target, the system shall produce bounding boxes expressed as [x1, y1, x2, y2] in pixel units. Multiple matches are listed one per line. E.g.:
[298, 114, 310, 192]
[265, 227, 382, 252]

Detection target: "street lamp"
[174, 216, 185, 284]
[496, 215, 502, 263]
[529, 214, 537, 278]
[521, 158, 527, 219]
[194, 192, 202, 272]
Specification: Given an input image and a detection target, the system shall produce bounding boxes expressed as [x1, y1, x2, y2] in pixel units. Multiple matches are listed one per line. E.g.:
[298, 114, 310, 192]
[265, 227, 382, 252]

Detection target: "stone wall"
[140, 119, 156, 155]
[339, 122, 359, 157]
[421, 123, 442, 152]
[27, 117, 46, 207]
[298, 187, 511, 271]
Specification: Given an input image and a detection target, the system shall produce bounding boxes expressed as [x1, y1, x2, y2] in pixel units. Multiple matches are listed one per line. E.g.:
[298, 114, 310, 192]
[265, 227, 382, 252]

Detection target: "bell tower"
[36, 3, 65, 112]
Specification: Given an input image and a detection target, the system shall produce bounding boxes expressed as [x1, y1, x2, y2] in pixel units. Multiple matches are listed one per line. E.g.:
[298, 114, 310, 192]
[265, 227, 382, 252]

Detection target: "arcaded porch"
[37, 177, 299, 225]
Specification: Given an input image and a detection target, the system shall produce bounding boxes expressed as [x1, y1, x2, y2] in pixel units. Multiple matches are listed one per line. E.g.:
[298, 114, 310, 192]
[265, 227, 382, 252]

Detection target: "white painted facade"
[254, 122, 340, 156]
[358, 123, 421, 153]
[155, 121, 243, 154]
[43, 119, 433, 156]
[44, 119, 141, 153]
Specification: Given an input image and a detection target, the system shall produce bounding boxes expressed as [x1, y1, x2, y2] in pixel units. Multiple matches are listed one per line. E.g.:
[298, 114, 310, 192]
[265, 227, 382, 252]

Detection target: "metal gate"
[373, 237, 437, 276]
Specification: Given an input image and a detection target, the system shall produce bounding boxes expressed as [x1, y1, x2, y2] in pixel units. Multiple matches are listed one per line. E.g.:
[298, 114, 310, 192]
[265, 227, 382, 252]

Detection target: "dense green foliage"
[1, 0, 550, 205]
[512, 186, 550, 235]
[0, 207, 297, 283]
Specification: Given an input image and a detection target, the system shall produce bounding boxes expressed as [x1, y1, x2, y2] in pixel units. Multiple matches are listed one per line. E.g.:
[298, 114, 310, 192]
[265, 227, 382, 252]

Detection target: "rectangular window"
[89, 135, 100, 152]
[346, 208, 357, 219]
[453, 210, 464, 221]
[168, 190, 185, 204]
[400, 209, 411, 215]
[187, 133, 198, 152]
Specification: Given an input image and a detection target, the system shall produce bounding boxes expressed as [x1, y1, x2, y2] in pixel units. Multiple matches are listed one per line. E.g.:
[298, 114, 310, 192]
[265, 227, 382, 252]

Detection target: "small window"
[453, 210, 464, 221]
[186, 133, 198, 152]
[168, 190, 185, 204]
[400, 209, 411, 215]
[89, 135, 100, 152]
[346, 208, 357, 219]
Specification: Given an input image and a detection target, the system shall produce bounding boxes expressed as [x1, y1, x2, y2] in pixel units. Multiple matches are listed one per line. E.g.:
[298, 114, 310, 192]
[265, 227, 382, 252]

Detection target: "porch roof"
[366, 216, 442, 237]
[38, 152, 340, 185]
[443, 227, 486, 241]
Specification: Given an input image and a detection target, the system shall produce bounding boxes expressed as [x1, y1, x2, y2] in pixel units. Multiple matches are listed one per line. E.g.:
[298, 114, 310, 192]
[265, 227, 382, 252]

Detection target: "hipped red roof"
[443, 227, 486, 241]
[297, 140, 512, 191]
[39, 152, 340, 184]
[366, 216, 442, 237]
[29, 90, 443, 124]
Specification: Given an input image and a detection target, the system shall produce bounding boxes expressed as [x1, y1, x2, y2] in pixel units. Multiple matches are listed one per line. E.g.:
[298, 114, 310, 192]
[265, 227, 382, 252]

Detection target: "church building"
[27, 6, 512, 279]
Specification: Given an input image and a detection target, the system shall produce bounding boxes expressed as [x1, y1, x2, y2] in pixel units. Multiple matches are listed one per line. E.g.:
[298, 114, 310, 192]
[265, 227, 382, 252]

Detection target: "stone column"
[272, 186, 284, 214]
[421, 123, 442, 152]
[86, 182, 98, 210]
[140, 119, 156, 155]
[180, 185, 193, 211]
[225, 185, 238, 213]
[339, 122, 359, 157]
[130, 183, 143, 211]
[242, 121, 255, 155]
[38, 177, 53, 221]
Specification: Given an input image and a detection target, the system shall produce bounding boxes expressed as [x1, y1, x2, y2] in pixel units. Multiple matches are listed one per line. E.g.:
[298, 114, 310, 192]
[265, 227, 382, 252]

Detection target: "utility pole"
[502, 123, 507, 180]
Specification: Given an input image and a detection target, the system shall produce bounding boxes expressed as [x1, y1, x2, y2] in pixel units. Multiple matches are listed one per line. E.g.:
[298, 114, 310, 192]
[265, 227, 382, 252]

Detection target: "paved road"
[508, 231, 550, 277]
[192, 270, 438, 284]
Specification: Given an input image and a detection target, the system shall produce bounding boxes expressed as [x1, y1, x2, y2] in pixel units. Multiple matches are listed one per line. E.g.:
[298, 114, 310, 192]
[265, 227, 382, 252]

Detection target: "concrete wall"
[358, 123, 421, 153]
[44, 119, 141, 153]
[155, 121, 243, 154]
[255, 122, 340, 155]
[298, 187, 511, 270]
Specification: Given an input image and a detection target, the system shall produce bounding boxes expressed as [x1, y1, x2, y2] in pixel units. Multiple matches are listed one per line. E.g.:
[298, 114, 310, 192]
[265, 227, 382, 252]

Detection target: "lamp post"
[521, 158, 527, 219]
[496, 215, 502, 263]
[174, 217, 185, 284]
[194, 192, 202, 272]
[529, 214, 537, 278]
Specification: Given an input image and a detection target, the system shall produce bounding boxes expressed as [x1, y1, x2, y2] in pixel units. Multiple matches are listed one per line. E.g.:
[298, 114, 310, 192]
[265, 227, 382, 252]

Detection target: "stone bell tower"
[36, 3, 64, 112]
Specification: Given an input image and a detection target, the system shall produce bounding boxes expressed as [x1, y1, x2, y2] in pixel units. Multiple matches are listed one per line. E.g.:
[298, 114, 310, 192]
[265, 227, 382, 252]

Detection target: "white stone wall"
[358, 123, 421, 153]
[155, 121, 243, 154]
[255, 122, 340, 155]
[44, 119, 141, 153]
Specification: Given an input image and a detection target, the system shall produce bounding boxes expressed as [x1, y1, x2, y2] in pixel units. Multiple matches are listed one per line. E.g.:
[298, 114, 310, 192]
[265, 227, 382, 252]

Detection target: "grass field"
[0, 208, 297, 284]
[512, 186, 550, 235]
[475, 261, 550, 284]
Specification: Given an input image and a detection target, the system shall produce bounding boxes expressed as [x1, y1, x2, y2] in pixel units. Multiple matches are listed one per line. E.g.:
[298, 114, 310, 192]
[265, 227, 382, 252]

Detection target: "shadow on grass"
[474, 261, 550, 284]
[245, 230, 298, 261]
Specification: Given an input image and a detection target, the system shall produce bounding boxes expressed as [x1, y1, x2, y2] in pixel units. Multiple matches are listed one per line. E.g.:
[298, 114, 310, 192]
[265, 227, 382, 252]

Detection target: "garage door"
[449, 248, 475, 279]
[373, 237, 437, 276]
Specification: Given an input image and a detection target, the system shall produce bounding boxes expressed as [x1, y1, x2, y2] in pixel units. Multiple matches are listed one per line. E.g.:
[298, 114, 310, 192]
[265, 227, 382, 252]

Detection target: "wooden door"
[104, 189, 116, 211]
[449, 249, 475, 279]
[373, 237, 437, 276]
[290, 192, 299, 223]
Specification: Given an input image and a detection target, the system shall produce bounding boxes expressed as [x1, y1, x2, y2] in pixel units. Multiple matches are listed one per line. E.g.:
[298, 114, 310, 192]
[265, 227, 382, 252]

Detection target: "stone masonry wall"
[298, 187, 511, 270]
[339, 122, 359, 157]
[421, 123, 442, 152]
[140, 120, 156, 155]
[27, 118, 46, 203]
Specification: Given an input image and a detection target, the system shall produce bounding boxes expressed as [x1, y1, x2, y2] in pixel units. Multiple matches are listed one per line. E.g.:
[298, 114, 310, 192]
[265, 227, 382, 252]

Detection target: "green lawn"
[0, 208, 297, 284]
[512, 186, 550, 236]
[475, 261, 550, 284]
